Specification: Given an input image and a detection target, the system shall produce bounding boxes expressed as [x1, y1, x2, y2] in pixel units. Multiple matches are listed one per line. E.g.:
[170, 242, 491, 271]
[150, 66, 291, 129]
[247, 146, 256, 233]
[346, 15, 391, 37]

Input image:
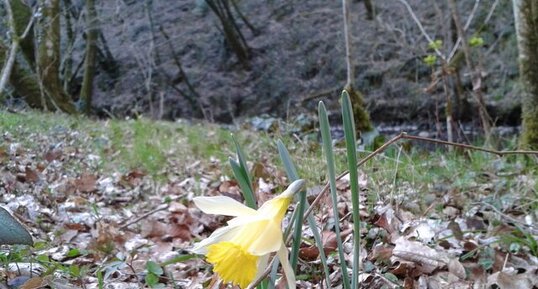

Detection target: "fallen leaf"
[75, 173, 97, 193]
[24, 166, 40, 183]
[299, 245, 319, 261]
[487, 270, 537, 289]
[448, 258, 466, 279]
[392, 237, 449, 274]
[20, 276, 45, 289]
[44, 150, 61, 162]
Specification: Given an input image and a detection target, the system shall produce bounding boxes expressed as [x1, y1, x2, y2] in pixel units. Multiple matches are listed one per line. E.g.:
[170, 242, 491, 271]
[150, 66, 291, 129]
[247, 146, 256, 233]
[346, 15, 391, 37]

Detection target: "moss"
[518, 0, 538, 149]
[344, 85, 373, 133]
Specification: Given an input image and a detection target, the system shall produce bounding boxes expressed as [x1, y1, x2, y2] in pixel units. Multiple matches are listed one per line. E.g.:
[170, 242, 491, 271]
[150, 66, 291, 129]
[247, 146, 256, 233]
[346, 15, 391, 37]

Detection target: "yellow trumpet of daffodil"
[192, 179, 305, 289]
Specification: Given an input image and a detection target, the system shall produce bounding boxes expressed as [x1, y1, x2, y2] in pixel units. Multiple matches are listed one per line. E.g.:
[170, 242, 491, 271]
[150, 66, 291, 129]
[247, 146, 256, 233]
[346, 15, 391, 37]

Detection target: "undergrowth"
[0, 109, 537, 287]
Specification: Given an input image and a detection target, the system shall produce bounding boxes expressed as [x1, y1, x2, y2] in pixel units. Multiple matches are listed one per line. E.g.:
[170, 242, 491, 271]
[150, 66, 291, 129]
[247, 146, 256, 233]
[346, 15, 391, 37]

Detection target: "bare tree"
[36, 0, 77, 113]
[0, 0, 78, 113]
[513, 0, 538, 149]
[447, 0, 493, 143]
[80, 0, 99, 114]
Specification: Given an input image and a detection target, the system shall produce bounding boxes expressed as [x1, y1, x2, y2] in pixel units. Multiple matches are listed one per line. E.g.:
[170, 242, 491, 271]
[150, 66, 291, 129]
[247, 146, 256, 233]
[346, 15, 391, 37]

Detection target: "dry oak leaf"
[392, 237, 450, 274]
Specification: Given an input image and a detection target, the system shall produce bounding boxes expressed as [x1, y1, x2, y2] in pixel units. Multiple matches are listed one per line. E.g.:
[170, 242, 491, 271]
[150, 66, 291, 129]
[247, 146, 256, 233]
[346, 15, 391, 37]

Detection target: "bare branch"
[396, 0, 445, 60]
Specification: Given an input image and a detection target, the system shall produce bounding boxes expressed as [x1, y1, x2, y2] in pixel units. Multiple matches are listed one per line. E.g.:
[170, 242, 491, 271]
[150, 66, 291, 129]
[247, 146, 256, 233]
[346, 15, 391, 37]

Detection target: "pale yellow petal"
[191, 225, 238, 254]
[247, 220, 283, 255]
[256, 254, 270, 280]
[277, 244, 296, 289]
[257, 179, 304, 219]
[193, 196, 257, 217]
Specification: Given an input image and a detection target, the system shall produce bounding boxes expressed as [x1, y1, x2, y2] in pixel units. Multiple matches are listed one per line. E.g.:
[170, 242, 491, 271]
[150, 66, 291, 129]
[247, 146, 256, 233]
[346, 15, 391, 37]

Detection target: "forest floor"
[0, 111, 537, 289]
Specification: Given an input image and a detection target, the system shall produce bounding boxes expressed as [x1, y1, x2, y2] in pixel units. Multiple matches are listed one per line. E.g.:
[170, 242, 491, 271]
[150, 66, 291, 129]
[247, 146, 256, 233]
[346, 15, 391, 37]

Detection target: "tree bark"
[10, 0, 35, 67]
[513, 0, 538, 149]
[0, 42, 54, 108]
[80, 0, 99, 114]
[37, 0, 77, 113]
[0, 0, 19, 95]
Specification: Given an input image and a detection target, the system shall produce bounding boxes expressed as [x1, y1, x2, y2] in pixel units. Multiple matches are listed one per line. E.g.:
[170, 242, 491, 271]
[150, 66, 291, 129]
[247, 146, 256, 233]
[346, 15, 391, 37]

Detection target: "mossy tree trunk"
[80, 0, 99, 114]
[343, 0, 373, 133]
[37, 0, 77, 113]
[10, 0, 35, 67]
[513, 0, 538, 149]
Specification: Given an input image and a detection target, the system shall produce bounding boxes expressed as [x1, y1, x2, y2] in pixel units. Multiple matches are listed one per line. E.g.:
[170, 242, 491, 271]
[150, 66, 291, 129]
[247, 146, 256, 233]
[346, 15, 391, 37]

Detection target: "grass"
[0, 110, 534, 207]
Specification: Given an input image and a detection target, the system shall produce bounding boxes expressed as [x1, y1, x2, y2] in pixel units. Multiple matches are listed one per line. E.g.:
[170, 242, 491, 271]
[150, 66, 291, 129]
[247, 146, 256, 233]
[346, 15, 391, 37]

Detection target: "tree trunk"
[363, 0, 374, 20]
[448, 0, 493, 143]
[0, 42, 54, 108]
[205, 0, 250, 69]
[513, 0, 538, 149]
[80, 0, 99, 114]
[343, 0, 372, 133]
[10, 0, 35, 67]
[37, 0, 77, 113]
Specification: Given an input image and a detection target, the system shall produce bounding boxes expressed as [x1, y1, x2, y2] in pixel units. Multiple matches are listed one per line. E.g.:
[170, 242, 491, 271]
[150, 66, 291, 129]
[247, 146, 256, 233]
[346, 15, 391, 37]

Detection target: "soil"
[64, 0, 523, 125]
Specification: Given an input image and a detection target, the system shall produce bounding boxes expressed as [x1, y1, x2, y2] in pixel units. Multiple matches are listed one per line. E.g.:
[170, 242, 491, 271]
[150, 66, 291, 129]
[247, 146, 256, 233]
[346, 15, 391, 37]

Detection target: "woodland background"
[0, 0, 522, 125]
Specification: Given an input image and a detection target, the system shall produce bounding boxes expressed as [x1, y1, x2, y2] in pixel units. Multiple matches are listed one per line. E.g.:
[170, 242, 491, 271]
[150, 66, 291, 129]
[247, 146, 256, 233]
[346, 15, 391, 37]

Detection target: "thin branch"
[396, 0, 445, 60]
[119, 204, 169, 230]
[447, 0, 480, 60]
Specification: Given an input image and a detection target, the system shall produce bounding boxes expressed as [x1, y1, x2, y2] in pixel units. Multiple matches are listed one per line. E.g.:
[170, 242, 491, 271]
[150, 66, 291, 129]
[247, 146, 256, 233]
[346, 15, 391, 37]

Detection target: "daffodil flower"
[192, 179, 305, 289]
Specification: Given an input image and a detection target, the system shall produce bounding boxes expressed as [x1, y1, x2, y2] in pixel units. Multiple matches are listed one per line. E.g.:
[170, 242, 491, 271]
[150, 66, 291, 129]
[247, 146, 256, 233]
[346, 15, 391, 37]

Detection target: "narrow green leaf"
[318, 101, 351, 289]
[232, 134, 254, 193]
[275, 140, 332, 288]
[277, 140, 299, 180]
[341, 90, 361, 288]
[229, 158, 257, 209]
[277, 140, 302, 271]
[97, 270, 104, 289]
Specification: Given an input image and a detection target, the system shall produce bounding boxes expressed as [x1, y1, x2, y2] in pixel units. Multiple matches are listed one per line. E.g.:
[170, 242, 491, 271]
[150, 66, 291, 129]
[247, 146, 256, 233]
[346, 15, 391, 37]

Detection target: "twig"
[448, 0, 481, 61]
[396, 0, 445, 60]
[119, 203, 169, 230]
